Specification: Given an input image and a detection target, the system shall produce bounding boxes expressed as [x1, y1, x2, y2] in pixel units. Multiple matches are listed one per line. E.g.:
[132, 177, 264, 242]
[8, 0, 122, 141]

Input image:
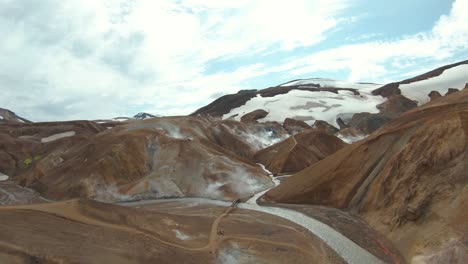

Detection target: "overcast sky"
[1, 0, 467, 121]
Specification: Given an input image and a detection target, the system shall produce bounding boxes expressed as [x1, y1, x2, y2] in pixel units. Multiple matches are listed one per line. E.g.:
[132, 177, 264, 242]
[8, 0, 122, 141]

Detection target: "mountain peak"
[133, 112, 158, 120]
[0, 108, 31, 123]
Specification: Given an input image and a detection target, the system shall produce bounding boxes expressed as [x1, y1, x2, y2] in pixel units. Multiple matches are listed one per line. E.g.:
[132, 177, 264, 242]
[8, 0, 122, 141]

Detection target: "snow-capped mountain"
[279, 77, 381, 90]
[133, 112, 159, 120]
[193, 79, 388, 128]
[222, 89, 385, 127]
[96, 112, 160, 123]
[194, 60, 468, 129]
[373, 60, 468, 104]
[0, 108, 30, 123]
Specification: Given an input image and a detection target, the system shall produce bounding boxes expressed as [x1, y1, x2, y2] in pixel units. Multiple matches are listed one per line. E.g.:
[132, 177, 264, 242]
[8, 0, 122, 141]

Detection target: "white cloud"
[0, 0, 351, 120]
[282, 0, 468, 82]
[0, 0, 466, 120]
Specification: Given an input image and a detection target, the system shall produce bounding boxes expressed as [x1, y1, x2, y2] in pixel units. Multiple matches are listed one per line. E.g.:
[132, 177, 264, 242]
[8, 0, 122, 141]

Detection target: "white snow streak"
[281, 78, 381, 90]
[41, 131, 76, 143]
[336, 133, 368, 144]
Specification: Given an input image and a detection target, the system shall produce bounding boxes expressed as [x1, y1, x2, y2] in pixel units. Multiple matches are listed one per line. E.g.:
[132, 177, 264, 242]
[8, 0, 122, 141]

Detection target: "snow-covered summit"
[279, 78, 381, 90]
[0, 108, 30, 123]
[223, 89, 385, 127]
[373, 60, 468, 103]
[133, 112, 159, 120]
[195, 61, 468, 130]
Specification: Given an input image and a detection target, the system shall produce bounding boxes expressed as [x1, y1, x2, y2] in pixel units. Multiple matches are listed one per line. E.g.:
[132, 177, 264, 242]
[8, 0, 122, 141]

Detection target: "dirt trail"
[0, 200, 312, 258]
[125, 161, 385, 264]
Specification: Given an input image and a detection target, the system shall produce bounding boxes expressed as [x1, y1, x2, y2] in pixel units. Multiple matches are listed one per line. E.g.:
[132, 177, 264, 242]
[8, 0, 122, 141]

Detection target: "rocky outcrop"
[376, 95, 417, 118]
[345, 113, 392, 135]
[240, 109, 268, 123]
[313, 120, 339, 134]
[265, 89, 468, 262]
[254, 130, 347, 174]
[446, 88, 459, 95]
[0, 108, 31, 123]
[340, 95, 417, 135]
[336, 117, 349, 130]
[283, 118, 312, 134]
[428, 91, 442, 101]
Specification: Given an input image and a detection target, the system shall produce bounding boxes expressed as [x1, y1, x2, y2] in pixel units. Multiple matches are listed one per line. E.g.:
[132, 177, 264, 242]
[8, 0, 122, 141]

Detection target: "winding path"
[124, 164, 384, 264]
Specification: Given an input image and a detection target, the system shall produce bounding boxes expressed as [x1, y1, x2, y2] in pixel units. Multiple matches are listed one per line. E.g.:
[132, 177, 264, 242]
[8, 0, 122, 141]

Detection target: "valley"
[1, 60, 467, 263]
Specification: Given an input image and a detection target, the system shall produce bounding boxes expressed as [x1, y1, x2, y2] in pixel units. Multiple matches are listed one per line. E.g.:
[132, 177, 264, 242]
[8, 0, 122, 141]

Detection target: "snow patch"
[173, 230, 190, 241]
[223, 90, 386, 128]
[337, 133, 367, 144]
[281, 78, 381, 90]
[111, 117, 130, 122]
[399, 64, 468, 105]
[41, 131, 76, 143]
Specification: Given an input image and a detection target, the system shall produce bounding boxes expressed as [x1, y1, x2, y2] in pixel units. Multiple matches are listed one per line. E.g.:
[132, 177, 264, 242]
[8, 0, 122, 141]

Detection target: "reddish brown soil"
[1, 116, 290, 202]
[265, 89, 468, 262]
[254, 130, 347, 174]
[0, 199, 347, 263]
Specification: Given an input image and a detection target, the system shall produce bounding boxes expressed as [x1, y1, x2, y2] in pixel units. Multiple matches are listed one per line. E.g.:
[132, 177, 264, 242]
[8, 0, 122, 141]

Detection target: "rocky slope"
[0, 120, 105, 178]
[265, 88, 468, 263]
[0, 108, 30, 124]
[193, 61, 468, 140]
[1, 116, 291, 202]
[254, 130, 347, 175]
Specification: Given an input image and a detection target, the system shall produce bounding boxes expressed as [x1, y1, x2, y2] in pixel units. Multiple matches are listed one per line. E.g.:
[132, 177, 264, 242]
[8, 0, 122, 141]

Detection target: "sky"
[0, 0, 467, 121]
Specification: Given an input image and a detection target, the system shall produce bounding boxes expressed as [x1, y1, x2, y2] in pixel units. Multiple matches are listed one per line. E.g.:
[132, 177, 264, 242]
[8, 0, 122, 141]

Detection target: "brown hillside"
[254, 130, 347, 175]
[1, 117, 287, 202]
[265, 89, 468, 262]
